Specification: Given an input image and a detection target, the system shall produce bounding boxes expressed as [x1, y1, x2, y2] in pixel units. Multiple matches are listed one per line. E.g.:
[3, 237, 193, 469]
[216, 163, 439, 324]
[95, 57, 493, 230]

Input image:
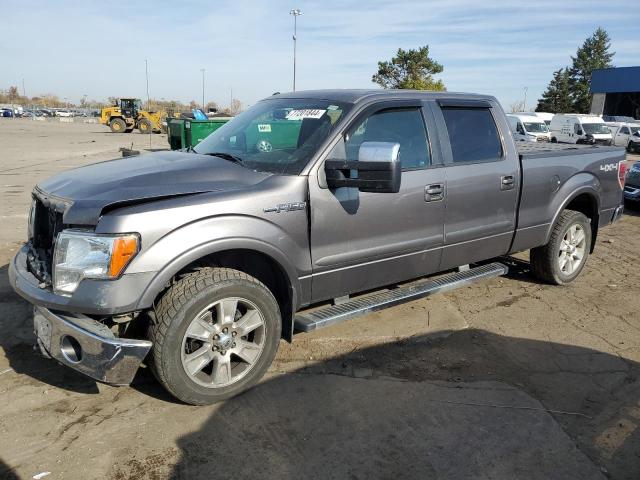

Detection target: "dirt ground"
[0, 119, 639, 479]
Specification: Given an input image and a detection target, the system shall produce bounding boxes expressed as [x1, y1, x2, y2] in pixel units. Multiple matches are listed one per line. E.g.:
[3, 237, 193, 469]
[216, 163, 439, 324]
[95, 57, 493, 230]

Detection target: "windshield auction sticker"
[258, 124, 272, 132]
[285, 109, 326, 120]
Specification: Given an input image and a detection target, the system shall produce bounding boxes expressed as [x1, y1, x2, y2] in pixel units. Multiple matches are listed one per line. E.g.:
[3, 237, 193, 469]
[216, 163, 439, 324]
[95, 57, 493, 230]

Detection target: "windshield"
[631, 126, 640, 136]
[523, 122, 549, 133]
[582, 123, 611, 135]
[194, 98, 351, 174]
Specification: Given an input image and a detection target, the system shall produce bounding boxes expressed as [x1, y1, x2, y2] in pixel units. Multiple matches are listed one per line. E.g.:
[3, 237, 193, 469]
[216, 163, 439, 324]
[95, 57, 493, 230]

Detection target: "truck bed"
[517, 142, 622, 159]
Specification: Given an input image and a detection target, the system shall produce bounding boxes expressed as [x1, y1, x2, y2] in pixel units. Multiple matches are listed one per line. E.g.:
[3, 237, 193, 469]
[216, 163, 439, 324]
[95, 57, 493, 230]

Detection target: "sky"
[1, 0, 638, 110]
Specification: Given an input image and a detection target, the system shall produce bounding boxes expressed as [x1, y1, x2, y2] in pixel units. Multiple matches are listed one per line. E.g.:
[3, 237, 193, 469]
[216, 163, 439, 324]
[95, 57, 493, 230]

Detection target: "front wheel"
[138, 119, 152, 134]
[109, 118, 126, 133]
[530, 210, 591, 285]
[148, 267, 281, 405]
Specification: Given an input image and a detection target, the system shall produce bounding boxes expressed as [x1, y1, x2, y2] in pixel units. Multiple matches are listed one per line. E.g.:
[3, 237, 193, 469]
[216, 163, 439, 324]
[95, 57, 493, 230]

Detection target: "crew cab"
[9, 90, 626, 405]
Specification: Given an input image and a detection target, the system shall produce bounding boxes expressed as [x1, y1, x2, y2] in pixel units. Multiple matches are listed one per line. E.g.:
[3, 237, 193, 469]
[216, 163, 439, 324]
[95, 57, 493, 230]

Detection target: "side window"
[620, 127, 630, 135]
[516, 122, 525, 134]
[441, 108, 503, 164]
[574, 123, 583, 135]
[331, 108, 431, 170]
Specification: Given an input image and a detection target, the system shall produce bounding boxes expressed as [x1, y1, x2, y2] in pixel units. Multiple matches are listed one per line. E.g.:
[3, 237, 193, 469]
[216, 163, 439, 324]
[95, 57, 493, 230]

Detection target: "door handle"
[425, 184, 444, 202]
[500, 175, 515, 191]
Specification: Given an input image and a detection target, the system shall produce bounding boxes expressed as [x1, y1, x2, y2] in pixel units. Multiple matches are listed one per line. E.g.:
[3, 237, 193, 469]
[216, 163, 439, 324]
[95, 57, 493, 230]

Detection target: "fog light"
[60, 335, 82, 363]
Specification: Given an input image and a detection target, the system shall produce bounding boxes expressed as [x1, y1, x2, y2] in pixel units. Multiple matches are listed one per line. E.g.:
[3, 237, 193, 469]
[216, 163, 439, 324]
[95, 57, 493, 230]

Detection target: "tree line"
[536, 28, 614, 114]
[0, 87, 242, 114]
[370, 28, 616, 117]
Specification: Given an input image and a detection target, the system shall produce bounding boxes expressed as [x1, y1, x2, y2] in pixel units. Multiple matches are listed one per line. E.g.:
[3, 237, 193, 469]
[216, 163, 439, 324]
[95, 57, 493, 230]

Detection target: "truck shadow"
[0, 458, 19, 480]
[168, 328, 640, 480]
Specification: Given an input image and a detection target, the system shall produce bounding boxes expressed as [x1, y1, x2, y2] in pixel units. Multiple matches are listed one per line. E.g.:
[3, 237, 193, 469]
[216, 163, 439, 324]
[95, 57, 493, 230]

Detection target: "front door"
[308, 103, 446, 303]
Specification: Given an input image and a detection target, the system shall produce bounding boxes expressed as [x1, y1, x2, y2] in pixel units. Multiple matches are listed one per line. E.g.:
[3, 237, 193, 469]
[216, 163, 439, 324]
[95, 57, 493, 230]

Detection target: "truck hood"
[36, 151, 271, 225]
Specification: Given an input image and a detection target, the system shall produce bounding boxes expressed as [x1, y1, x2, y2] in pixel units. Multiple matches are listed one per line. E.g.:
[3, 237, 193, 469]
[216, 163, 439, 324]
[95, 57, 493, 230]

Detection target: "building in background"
[590, 66, 640, 120]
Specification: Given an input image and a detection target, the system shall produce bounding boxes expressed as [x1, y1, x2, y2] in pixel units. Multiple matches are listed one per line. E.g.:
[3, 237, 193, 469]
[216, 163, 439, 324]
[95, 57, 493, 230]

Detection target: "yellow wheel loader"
[100, 98, 166, 134]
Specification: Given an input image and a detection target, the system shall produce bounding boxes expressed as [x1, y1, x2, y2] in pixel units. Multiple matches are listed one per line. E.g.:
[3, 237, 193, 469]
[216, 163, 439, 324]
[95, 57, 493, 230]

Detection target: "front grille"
[27, 195, 65, 285]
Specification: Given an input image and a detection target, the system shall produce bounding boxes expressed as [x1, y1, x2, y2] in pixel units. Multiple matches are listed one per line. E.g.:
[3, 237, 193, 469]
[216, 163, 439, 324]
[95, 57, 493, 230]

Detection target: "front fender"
[128, 215, 310, 311]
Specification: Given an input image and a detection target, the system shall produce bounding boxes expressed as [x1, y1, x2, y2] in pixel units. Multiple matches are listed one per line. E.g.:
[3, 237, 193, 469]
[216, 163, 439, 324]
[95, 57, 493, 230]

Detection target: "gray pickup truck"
[10, 90, 625, 405]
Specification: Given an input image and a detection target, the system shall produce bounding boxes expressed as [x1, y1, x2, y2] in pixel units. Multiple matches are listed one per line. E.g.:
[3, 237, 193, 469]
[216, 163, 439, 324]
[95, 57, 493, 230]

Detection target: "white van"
[606, 122, 640, 152]
[549, 114, 612, 145]
[519, 111, 554, 126]
[507, 114, 551, 142]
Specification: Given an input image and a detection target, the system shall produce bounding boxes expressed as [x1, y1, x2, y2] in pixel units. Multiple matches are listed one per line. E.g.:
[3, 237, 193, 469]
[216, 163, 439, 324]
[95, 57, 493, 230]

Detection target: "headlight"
[53, 231, 139, 295]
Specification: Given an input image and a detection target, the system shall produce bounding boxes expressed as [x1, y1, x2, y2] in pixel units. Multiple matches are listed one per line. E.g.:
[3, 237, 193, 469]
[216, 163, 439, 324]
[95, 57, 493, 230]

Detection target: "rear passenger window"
[442, 108, 503, 164]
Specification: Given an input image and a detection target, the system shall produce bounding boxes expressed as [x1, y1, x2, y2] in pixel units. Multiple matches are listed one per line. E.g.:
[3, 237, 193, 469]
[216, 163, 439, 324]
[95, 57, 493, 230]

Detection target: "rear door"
[434, 99, 520, 270]
[308, 101, 446, 302]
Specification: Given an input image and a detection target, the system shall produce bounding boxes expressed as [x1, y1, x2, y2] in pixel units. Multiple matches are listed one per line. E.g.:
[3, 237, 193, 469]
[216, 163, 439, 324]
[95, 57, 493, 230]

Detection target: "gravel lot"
[0, 119, 639, 479]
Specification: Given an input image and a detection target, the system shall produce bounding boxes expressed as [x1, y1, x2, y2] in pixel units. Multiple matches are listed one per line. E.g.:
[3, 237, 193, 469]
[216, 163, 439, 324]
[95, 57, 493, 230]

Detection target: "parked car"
[507, 114, 551, 142]
[55, 109, 73, 117]
[624, 161, 640, 205]
[0, 108, 13, 117]
[550, 114, 613, 145]
[605, 122, 640, 153]
[603, 115, 637, 123]
[9, 89, 626, 405]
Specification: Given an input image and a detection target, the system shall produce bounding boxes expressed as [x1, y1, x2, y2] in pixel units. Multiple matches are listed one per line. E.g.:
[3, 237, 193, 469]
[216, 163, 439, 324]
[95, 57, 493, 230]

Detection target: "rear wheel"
[148, 267, 281, 405]
[109, 117, 126, 133]
[138, 119, 152, 134]
[530, 210, 591, 285]
[551, 137, 557, 143]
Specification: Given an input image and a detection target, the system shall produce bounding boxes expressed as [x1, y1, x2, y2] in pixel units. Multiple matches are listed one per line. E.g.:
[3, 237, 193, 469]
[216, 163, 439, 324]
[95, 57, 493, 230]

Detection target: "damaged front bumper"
[33, 306, 151, 385]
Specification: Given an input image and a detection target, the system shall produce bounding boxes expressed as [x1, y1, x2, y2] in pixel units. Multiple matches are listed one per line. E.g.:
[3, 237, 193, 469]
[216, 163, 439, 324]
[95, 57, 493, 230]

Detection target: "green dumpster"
[167, 117, 231, 150]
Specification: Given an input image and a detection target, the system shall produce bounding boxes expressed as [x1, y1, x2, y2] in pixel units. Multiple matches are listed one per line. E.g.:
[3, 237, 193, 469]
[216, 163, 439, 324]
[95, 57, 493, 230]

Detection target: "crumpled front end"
[33, 306, 151, 385]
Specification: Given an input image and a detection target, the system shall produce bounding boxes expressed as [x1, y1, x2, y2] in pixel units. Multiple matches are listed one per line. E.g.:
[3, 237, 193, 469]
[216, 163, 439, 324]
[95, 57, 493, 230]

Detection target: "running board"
[294, 262, 508, 332]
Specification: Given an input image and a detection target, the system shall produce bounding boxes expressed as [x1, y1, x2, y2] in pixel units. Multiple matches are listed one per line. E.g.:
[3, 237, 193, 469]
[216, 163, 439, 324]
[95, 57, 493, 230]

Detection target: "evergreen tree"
[372, 46, 445, 91]
[569, 27, 615, 113]
[536, 68, 572, 113]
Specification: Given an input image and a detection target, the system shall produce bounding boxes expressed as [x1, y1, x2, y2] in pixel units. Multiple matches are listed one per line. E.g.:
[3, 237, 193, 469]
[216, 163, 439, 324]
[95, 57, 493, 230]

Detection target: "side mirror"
[325, 141, 401, 193]
[576, 129, 584, 136]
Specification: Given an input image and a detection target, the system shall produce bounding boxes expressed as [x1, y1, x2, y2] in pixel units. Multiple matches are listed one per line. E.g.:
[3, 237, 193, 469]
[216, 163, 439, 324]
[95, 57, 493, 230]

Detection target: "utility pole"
[523, 86, 528, 111]
[289, 9, 302, 91]
[201, 68, 205, 110]
[22, 78, 26, 97]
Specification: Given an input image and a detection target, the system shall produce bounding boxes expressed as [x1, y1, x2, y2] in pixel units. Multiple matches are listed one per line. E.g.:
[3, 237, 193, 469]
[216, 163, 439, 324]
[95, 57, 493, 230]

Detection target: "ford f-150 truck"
[9, 90, 626, 405]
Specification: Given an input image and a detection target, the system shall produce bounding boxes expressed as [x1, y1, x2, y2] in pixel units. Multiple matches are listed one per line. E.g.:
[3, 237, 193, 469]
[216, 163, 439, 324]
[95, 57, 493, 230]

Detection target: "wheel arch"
[137, 239, 301, 342]
[548, 187, 600, 254]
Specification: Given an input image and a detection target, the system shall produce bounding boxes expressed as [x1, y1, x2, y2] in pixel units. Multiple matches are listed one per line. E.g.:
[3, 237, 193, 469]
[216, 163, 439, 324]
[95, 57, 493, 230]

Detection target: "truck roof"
[273, 89, 497, 104]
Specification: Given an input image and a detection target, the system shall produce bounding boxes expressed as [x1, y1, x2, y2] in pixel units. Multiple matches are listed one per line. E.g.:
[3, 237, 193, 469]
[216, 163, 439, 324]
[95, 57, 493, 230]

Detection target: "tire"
[530, 209, 591, 285]
[551, 137, 557, 143]
[138, 119, 152, 134]
[148, 267, 281, 405]
[109, 117, 126, 133]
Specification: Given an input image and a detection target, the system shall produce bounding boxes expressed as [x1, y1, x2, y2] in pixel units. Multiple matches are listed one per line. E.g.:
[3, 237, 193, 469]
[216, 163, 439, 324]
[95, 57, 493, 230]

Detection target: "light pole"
[289, 9, 302, 91]
[523, 86, 528, 111]
[201, 68, 205, 110]
[145, 59, 150, 110]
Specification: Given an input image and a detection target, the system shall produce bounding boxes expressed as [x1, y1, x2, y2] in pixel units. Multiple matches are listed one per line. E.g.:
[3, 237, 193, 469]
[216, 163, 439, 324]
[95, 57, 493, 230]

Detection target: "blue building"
[590, 66, 640, 120]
